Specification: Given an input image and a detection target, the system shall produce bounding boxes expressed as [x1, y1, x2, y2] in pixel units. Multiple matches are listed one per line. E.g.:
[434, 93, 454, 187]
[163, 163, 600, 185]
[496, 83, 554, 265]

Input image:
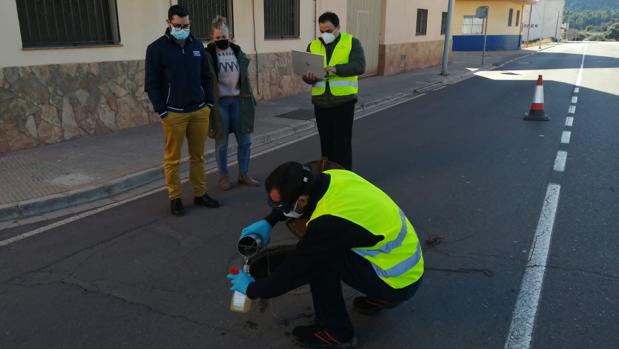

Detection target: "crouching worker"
[227, 161, 424, 348]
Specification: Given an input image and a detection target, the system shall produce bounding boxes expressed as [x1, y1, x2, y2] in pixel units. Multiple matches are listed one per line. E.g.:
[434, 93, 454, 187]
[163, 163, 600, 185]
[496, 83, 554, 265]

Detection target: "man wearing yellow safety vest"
[302, 12, 365, 170]
[227, 162, 424, 348]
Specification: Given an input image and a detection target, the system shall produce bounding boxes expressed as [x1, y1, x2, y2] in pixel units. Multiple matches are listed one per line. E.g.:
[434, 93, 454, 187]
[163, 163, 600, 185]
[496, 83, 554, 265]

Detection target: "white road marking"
[575, 44, 588, 87]
[505, 183, 561, 349]
[561, 131, 572, 144]
[565, 117, 574, 127]
[571, 96, 578, 104]
[573, 87, 579, 94]
[0, 93, 427, 246]
[553, 151, 568, 172]
[568, 105, 576, 114]
[506, 43, 585, 349]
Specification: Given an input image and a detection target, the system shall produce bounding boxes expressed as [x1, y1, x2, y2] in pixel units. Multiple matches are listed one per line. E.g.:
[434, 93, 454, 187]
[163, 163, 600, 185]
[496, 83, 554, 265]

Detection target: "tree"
[606, 23, 619, 40]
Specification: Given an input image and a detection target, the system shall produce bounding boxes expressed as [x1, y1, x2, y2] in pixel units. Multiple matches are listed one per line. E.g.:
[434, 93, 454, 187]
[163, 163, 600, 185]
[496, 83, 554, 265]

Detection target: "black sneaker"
[194, 193, 220, 208]
[170, 198, 185, 216]
[292, 325, 356, 348]
[352, 296, 400, 315]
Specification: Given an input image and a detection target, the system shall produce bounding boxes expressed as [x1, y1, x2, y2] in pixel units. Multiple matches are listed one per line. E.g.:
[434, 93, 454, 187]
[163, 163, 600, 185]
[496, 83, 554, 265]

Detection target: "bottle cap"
[229, 267, 239, 275]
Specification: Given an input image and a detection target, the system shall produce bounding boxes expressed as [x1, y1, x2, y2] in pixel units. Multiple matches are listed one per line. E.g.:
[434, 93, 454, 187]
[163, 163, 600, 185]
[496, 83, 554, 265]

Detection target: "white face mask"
[320, 32, 336, 44]
[283, 201, 304, 219]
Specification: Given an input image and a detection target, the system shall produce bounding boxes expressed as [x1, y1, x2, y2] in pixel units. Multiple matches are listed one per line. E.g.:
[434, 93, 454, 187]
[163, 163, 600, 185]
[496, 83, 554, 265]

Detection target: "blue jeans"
[215, 97, 252, 176]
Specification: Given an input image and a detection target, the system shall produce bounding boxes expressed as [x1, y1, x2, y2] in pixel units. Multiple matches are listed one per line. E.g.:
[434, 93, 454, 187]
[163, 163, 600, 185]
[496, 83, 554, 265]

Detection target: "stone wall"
[0, 51, 309, 155]
[249, 52, 310, 101]
[378, 40, 451, 76]
[0, 61, 155, 154]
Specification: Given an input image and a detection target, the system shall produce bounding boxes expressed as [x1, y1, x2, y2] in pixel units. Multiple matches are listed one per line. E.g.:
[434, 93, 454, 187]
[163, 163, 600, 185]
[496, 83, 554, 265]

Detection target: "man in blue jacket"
[145, 5, 219, 216]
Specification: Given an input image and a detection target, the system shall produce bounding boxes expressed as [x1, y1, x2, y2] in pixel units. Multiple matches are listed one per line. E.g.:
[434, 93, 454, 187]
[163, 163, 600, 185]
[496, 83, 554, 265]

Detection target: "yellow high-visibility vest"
[309, 32, 359, 96]
[308, 170, 424, 289]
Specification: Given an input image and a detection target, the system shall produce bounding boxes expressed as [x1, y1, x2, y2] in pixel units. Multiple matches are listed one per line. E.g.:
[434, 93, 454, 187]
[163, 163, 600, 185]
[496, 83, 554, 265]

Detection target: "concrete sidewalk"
[0, 48, 549, 224]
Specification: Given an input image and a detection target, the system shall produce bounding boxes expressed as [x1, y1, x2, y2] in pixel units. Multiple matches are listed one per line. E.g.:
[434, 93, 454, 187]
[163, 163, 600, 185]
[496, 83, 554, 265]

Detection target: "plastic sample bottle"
[229, 266, 252, 313]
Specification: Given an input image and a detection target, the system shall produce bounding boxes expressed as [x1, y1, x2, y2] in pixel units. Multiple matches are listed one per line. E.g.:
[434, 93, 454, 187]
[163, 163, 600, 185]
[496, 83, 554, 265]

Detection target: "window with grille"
[441, 12, 448, 35]
[16, 0, 120, 48]
[178, 0, 233, 41]
[416, 9, 428, 36]
[264, 0, 300, 39]
[508, 8, 514, 27]
[462, 15, 484, 35]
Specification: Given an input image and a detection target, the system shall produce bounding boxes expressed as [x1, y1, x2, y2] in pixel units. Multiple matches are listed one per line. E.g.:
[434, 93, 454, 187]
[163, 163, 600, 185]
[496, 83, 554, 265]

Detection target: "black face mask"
[215, 39, 230, 50]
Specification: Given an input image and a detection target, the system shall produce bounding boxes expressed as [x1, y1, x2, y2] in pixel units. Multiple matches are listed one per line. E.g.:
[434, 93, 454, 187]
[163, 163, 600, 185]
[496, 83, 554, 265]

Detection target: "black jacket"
[247, 174, 383, 299]
[145, 30, 215, 117]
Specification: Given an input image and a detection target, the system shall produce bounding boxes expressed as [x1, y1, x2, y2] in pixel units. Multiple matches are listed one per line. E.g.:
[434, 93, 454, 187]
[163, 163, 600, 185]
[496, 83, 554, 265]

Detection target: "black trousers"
[314, 101, 355, 170]
[310, 252, 422, 332]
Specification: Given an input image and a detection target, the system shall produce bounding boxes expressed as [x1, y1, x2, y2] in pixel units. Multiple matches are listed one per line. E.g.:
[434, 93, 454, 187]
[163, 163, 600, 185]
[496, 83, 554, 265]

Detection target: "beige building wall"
[453, 0, 524, 36]
[0, 0, 170, 68]
[316, 0, 349, 34]
[0, 0, 452, 154]
[383, 0, 449, 44]
[380, 0, 450, 75]
[232, 0, 317, 54]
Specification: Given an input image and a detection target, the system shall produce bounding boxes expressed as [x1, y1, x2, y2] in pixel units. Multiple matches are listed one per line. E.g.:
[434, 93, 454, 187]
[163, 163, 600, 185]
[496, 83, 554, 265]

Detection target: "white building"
[522, 0, 565, 41]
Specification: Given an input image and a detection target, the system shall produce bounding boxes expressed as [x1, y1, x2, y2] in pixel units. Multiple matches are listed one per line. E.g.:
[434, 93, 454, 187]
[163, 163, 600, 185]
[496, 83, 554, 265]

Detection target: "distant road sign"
[476, 6, 489, 19]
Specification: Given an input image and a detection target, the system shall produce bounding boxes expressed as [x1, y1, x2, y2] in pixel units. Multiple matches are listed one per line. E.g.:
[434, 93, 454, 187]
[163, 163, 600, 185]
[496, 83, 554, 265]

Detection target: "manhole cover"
[274, 109, 314, 120]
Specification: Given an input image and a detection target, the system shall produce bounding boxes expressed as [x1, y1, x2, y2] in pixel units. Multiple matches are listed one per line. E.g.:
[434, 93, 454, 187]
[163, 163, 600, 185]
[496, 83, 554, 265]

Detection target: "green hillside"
[565, 0, 619, 39]
[566, 0, 619, 11]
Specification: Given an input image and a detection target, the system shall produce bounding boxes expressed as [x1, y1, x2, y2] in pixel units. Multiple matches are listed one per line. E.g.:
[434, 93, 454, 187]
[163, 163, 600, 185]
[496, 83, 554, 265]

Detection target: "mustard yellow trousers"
[161, 107, 210, 200]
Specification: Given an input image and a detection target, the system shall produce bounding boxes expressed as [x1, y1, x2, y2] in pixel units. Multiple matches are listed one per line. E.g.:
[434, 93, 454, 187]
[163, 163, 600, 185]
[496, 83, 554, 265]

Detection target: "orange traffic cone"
[524, 75, 550, 121]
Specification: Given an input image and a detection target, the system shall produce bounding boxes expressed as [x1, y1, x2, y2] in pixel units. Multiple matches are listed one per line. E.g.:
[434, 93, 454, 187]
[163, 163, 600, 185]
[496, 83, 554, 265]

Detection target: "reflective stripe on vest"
[353, 209, 423, 278]
[313, 81, 359, 89]
[309, 32, 359, 97]
[308, 170, 424, 289]
[364, 244, 422, 278]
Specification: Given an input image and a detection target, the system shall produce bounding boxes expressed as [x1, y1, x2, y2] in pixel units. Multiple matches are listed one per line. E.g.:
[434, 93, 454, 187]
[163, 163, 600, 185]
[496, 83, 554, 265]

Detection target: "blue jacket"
[145, 30, 215, 117]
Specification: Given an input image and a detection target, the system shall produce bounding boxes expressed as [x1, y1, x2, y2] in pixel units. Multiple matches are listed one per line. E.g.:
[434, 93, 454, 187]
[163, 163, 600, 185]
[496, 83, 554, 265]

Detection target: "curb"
[0, 118, 320, 223]
[0, 52, 533, 223]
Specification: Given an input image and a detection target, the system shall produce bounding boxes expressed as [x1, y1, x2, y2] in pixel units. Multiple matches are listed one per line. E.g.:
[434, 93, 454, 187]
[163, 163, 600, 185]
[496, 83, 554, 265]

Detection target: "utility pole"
[441, 0, 454, 76]
[475, 6, 490, 65]
[526, 3, 534, 46]
[482, 15, 489, 65]
[555, 7, 562, 40]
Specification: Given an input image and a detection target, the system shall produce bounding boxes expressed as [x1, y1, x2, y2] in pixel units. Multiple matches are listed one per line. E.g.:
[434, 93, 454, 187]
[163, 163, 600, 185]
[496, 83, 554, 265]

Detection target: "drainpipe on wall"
[252, 0, 260, 96]
[314, 0, 317, 38]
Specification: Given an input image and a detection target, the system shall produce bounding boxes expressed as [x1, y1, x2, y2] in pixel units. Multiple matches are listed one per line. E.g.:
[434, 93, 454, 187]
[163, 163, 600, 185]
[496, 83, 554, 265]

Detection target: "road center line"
[505, 183, 561, 349]
[561, 131, 572, 144]
[553, 151, 567, 172]
[568, 105, 576, 114]
[506, 44, 585, 349]
[565, 117, 574, 127]
[571, 96, 578, 104]
[575, 44, 587, 87]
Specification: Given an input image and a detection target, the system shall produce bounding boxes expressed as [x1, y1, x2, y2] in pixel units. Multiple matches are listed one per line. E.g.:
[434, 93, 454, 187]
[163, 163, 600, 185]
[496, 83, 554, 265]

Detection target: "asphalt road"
[0, 42, 617, 349]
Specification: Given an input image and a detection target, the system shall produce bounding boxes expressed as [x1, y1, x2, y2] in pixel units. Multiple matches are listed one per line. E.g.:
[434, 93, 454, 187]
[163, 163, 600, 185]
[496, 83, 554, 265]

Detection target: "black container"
[247, 244, 296, 280]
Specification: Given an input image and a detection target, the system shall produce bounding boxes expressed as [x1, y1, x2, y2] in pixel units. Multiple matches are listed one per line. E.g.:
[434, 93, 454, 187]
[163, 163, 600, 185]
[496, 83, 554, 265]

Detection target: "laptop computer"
[292, 50, 325, 77]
